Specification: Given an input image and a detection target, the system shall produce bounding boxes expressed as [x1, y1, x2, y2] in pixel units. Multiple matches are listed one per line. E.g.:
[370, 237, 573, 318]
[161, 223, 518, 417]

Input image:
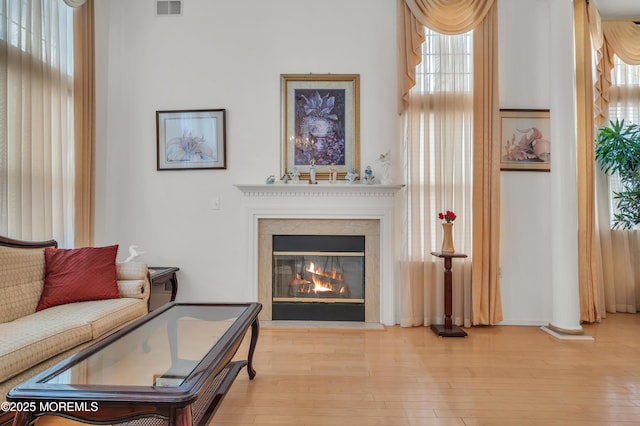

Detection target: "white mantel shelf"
[235, 183, 403, 197]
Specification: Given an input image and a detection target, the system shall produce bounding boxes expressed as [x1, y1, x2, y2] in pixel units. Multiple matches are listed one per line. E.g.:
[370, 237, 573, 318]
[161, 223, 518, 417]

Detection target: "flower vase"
[441, 222, 455, 253]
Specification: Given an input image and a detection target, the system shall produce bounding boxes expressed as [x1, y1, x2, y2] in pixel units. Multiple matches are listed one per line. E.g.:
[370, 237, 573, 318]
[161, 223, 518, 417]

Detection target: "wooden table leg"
[169, 272, 178, 302]
[174, 406, 192, 426]
[443, 256, 453, 329]
[247, 318, 259, 380]
[11, 410, 32, 426]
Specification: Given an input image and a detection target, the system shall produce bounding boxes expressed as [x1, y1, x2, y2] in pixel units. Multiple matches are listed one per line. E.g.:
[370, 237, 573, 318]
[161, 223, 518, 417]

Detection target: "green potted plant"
[594, 119, 640, 229]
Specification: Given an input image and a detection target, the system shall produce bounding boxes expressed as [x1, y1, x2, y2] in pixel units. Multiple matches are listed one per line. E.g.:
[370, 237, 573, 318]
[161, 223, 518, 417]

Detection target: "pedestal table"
[430, 251, 468, 337]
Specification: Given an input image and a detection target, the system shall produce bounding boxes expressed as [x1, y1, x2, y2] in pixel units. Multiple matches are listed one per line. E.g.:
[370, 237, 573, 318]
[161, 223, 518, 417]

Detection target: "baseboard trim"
[541, 326, 594, 341]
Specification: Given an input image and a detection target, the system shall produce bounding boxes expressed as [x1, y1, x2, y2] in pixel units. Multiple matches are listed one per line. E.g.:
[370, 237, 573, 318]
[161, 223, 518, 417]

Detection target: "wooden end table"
[430, 251, 468, 337]
[148, 266, 179, 310]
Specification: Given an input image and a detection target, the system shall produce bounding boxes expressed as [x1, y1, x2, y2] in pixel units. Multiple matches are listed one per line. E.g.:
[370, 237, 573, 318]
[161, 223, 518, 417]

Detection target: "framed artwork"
[498, 109, 551, 172]
[156, 109, 226, 170]
[281, 74, 359, 180]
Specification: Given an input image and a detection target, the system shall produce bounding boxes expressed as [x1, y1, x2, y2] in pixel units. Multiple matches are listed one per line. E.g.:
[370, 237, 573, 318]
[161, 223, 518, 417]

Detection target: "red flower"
[438, 210, 456, 223]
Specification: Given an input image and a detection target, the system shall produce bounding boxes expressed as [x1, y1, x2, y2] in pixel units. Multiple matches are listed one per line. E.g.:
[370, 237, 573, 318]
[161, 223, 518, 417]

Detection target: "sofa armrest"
[116, 262, 150, 304]
[117, 279, 147, 299]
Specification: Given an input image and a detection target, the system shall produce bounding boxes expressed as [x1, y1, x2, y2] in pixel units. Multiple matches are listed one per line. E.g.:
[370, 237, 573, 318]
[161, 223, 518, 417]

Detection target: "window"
[416, 29, 473, 93]
[609, 55, 640, 124]
[2, 1, 73, 67]
[0, 0, 75, 244]
[606, 55, 640, 228]
[409, 27, 473, 250]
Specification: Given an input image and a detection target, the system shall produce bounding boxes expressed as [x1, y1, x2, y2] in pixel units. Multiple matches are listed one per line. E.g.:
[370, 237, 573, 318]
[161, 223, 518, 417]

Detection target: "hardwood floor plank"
[215, 313, 640, 425]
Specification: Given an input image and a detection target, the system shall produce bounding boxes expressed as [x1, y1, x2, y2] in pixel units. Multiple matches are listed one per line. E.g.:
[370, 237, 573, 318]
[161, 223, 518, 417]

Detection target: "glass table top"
[43, 304, 248, 387]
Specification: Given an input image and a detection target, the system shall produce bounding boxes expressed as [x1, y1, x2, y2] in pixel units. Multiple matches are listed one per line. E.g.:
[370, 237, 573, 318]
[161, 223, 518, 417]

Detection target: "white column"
[547, 0, 583, 334]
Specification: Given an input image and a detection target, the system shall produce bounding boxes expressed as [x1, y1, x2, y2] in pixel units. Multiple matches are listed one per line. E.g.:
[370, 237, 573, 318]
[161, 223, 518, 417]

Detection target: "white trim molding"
[235, 183, 403, 198]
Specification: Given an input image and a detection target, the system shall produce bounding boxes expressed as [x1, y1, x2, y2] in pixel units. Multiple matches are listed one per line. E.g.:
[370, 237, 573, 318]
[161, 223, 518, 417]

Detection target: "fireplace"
[256, 218, 381, 323]
[237, 182, 401, 325]
[272, 235, 365, 321]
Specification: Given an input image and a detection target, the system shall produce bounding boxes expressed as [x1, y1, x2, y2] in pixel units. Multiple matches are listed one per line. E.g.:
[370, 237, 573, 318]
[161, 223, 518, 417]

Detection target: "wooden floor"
[215, 313, 640, 426]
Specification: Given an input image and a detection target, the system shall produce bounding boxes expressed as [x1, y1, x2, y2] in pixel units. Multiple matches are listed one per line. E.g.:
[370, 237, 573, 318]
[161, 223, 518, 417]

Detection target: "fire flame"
[306, 261, 343, 293]
[310, 275, 333, 292]
[306, 261, 343, 280]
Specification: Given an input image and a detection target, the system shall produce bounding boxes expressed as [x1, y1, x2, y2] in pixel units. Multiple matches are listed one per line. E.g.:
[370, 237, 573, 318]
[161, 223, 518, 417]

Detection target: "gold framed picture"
[281, 74, 359, 180]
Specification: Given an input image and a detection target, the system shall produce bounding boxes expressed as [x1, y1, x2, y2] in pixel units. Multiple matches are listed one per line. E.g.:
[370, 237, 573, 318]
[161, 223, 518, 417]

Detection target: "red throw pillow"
[36, 245, 121, 311]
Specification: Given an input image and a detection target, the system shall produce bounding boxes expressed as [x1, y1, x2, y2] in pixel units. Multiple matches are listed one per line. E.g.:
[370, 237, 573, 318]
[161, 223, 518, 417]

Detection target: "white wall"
[94, 0, 399, 304]
[95, 0, 560, 324]
[498, 0, 553, 325]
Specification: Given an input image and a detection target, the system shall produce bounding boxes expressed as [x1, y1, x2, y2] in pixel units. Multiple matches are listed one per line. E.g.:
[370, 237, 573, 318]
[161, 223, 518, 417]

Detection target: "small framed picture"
[156, 109, 226, 170]
[498, 109, 550, 172]
[281, 74, 359, 180]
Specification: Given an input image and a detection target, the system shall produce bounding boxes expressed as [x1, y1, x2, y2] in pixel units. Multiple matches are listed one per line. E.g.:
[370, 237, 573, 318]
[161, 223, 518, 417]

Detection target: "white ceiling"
[592, 0, 640, 19]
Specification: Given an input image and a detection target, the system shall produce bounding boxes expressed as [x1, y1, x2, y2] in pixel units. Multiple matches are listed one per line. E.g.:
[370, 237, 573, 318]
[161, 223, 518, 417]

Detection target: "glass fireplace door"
[272, 235, 365, 321]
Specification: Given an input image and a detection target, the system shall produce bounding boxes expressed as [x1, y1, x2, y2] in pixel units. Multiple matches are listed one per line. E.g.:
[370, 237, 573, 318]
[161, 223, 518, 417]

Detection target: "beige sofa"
[0, 236, 150, 414]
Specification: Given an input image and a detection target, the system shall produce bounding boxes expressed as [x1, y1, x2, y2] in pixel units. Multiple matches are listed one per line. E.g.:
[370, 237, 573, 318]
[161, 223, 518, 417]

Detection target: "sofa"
[0, 236, 150, 419]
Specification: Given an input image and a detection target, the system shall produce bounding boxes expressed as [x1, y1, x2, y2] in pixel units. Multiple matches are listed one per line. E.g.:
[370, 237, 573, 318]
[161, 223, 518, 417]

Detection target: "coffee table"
[7, 302, 262, 426]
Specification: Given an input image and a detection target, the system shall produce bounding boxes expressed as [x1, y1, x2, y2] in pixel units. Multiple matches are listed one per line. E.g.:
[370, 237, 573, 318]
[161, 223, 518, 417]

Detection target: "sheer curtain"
[597, 56, 640, 314]
[400, 29, 474, 327]
[575, 2, 640, 319]
[398, 0, 501, 327]
[0, 0, 75, 246]
[585, 9, 640, 315]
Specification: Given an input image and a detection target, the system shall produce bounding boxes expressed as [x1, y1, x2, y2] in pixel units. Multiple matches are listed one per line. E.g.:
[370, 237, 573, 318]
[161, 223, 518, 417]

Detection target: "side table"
[430, 251, 468, 337]
[148, 266, 180, 311]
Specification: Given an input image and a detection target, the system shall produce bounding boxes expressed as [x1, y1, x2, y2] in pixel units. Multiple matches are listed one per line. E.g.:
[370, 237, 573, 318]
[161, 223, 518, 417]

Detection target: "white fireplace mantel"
[236, 183, 403, 326]
[235, 183, 403, 197]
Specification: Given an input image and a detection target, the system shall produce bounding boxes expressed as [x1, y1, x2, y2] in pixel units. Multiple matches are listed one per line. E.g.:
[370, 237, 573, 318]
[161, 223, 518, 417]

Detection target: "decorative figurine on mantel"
[345, 167, 358, 183]
[288, 167, 300, 184]
[329, 163, 338, 184]
[265, 175, 276, 184]
[362, 165, 374, 184]
[376, 150, 391, 184]
[309, 159, 317, 184]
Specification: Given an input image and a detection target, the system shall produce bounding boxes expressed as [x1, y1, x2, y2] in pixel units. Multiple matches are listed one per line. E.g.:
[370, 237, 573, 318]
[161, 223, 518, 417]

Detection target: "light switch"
[212, 197, 220, 210]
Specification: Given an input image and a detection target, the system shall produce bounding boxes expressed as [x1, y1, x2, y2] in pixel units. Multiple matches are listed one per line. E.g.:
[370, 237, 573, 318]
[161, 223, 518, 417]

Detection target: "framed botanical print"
[281, 74, 359, 180]
[156, 109, 226, 171]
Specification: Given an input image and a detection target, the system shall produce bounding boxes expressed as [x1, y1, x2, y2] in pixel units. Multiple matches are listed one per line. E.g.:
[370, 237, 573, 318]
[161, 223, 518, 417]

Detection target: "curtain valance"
[588, 11, 640, 127]
[405, 0, 494, 35]
[398, 0, 495, 113]
[602, 20, 640, 65]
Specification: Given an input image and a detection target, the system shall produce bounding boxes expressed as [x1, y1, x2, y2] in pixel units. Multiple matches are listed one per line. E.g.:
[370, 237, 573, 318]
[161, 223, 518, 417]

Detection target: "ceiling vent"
[156, 0, 182, 16]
